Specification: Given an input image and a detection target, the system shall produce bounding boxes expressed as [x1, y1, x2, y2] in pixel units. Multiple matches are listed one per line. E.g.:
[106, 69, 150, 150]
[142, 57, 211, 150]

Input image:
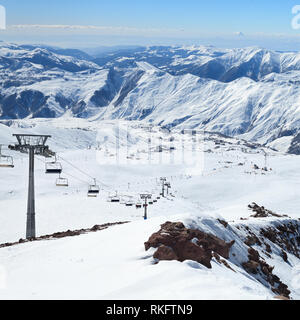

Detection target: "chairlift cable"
[57, 154, 109, 187]
[62, 171, 91, 186]
[36, 155, 112, 191]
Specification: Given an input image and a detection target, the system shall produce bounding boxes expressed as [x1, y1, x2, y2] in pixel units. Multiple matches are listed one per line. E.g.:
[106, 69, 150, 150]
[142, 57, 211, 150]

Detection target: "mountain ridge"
[1, 42, 300, 150]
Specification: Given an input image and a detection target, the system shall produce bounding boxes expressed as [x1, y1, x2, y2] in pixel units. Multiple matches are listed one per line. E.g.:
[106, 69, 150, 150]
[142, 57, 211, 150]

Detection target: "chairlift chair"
[120, 197, 126, 205]
[125, 200, 135, 207]
[108, 191, 120, 203]
[111, 195, 120, 203]
[45, 156, 62, 174]
[88, 179, 100, 197]
[56, 175, 69, 187]
[0, 155, 14, 168]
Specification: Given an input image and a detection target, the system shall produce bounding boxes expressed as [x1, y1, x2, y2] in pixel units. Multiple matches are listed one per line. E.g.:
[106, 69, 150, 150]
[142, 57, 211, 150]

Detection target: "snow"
[2, 41, 300, 300]
[268, 136, 294, 153]
[0, 218, 272, 300]
[3, 43, 300, 149]
[0, 119, 299, 300]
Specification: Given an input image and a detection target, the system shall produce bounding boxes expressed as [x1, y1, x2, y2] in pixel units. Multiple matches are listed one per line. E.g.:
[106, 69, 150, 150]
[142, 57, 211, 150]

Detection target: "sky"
[1, 0, 300, 50]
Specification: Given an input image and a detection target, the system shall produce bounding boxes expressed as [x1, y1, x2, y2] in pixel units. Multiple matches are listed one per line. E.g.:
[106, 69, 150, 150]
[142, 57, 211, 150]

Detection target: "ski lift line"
[57, 155, 109, 187]
[62, 171, 91, 186]
[41, 153, 109, 188]
[62, 171, 112, 193]
[34, 156, 92, 186]
[36, 157, 102, 187]
[38, 157, 177, 194]
[56, 155, 94, 179]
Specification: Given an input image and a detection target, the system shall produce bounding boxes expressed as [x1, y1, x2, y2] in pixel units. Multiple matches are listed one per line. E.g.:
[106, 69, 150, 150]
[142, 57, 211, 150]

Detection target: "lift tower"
[11, 134, 51, 239]
[262, 150, 268, 170]
[165, 182, 171, 195]
[160, 177, 167, 197]
[140, 194, 152, 220]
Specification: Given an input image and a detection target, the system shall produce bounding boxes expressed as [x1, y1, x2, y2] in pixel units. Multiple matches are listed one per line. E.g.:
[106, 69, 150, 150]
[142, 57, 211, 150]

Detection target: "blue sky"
[1, 0, 300, 49]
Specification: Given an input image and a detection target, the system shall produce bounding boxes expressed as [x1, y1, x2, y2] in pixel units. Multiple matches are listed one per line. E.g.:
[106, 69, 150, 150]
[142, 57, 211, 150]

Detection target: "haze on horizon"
[0, 0, 300, 51]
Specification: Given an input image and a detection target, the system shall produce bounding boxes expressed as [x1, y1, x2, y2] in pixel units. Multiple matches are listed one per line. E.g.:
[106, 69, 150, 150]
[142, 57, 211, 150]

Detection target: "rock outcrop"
[144, 221, 235, 269]
[248, 203, 288, 218]
[0, 222, 129, 248]
[145, 205, 300, 299]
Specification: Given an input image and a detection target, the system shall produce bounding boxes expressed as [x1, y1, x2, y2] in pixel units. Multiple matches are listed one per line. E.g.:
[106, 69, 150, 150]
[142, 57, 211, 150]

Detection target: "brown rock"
[242, 260, 260, 274]
[245, 235, 261, 247]
[265, 243, 272, 253]
[145, 221, 235, 269]
[281, 250, 288, 263]
[248, 203, 286, 218]
[153, 245, 179, 261]
[248, 248, 260, 262]
[218, 219, 228, 228]
[274, 295, 290, 301]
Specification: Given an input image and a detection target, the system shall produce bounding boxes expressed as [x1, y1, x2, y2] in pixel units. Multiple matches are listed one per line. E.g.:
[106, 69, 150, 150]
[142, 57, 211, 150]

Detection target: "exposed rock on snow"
[242, 247, 291, 298]
[248, 203, 289, 218]
[0, 221, 129, 249]
[144, 221, 235, 269]
[145, 205, 300, 299]
[259, 223, 300, 259]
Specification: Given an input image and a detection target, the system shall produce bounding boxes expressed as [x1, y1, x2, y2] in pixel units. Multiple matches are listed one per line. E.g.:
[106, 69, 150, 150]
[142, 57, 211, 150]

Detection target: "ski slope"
[0, 119, 299, 300]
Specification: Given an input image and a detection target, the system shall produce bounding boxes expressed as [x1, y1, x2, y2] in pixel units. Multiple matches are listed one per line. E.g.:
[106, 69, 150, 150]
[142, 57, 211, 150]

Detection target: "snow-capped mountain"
[2, 42, 300, 150]
[92, 45, 300, 82]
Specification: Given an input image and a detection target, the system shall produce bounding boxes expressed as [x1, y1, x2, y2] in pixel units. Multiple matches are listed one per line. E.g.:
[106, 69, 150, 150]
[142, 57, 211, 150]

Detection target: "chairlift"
[56, 175, 69, 187]
[120, 197, 126, 205]
[88, 179, 100, 197]
[110, 191, 120, 203]
[0, 155, 14, 168]
[0, 145, 14, 168]
[136, 202, 142, 209]
[125, 200, 135, 207]
[45, 156, 62, 174]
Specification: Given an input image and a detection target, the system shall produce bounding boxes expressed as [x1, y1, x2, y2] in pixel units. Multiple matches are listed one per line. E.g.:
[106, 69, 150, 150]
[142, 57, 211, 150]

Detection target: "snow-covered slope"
[92, 45, 299, 82]
[0, 119, 299, 300]
[2, 43, 300, 149]
[1, 215, 299, 300]
[98, 64, 300, 145]
[0, 42, 99, 72]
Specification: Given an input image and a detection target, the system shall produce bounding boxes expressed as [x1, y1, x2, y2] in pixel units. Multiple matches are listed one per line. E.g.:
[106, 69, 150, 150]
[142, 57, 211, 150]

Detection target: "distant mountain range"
[1, 42, 300, 152]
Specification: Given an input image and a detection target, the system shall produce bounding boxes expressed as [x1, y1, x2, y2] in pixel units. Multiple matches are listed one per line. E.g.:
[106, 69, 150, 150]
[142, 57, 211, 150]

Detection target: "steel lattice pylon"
[11, 134, 52, 239]
[140, 193, 152, 220]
